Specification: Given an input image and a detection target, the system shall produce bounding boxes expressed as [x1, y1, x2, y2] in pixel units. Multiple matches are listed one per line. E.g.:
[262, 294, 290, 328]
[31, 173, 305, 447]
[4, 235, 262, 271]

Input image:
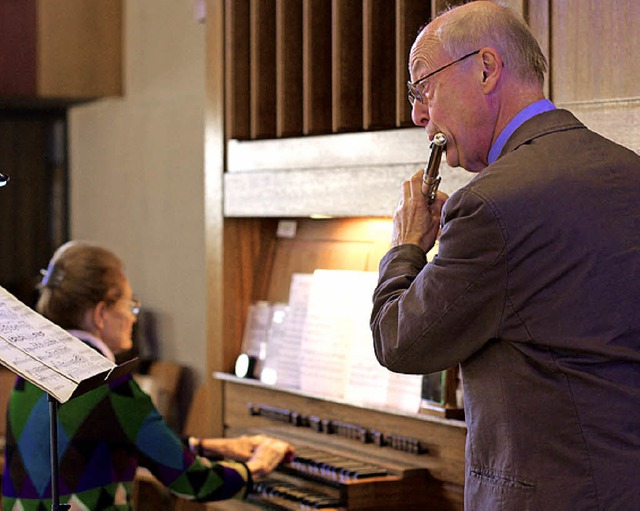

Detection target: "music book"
[0, 286, 136, 403]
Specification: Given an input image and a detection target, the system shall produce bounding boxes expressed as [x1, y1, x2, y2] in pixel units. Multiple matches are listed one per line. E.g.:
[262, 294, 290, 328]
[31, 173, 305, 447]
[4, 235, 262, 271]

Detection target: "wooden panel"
[227, 127, 428, 172]
[551, 0, 640, 103]
[396, 0, 432, 127]
[332, 0, 363, 133]
[0, 0, 37, 96]
[302, 0, 333, 135]
[564, 99, 640, 154]
[222, 218, 392, 363]
[276, 0, 303, 137]
[225, 0, 251, 140]
[224, 128, 473, 218]
[223, 218, 279, 371]
[363, 0, 396, 130]
[250, 0, 277, 139]
[0, 0, 121, 99]
[266, 218, 392, 303]
[38, 0, 122, 98]
[525, 0, 551, 98]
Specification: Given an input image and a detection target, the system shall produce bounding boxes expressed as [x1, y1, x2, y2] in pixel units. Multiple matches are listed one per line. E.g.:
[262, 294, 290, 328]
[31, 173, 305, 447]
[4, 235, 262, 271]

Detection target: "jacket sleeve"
[116, 377, 251, 502]
[371, 188, 508, 374]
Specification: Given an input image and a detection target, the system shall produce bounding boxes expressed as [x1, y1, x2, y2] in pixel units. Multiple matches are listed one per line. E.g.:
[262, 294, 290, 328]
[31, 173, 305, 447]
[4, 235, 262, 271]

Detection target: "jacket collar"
[498, 108, 586, 161]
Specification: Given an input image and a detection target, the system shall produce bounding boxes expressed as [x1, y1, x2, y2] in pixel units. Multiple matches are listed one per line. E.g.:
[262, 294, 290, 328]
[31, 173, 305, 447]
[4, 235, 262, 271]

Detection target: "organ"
[190, 215, 466, 510]
[213, 372, 466, 511]
[202, 3, 471, 509]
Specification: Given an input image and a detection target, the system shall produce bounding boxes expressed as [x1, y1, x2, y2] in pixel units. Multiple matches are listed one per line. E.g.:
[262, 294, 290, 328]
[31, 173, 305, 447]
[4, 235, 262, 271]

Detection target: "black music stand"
[48, 395, 70, 511]
[0, 285, 136, 510]
[45, 359, 138, 511]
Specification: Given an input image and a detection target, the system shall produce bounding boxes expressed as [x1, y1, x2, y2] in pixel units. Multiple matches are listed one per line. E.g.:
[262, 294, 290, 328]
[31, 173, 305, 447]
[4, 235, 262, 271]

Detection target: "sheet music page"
[276, 273, 313, 389]
[341, 271, 422, 413]
[385, 372, 423, 414]
[293, 270, 422, 413]
[300, 270, 381, 400]
[0, 286, 116, 403]
[341, 271, 390, 406]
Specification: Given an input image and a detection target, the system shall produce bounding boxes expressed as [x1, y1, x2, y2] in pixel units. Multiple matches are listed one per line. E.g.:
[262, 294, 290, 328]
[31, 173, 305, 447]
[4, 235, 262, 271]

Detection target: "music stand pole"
[48, 395, 71, 511]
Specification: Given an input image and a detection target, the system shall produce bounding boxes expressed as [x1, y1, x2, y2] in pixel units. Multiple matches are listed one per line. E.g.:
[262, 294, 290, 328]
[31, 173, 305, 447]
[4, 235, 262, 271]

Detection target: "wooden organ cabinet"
[200, 2, 469, 510]
[210, 213, 468, 511]
[201, 1, 640, 510]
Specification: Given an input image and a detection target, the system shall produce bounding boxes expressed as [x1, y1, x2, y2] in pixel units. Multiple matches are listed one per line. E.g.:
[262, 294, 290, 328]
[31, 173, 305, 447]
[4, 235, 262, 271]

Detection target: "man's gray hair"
[435, 1, 548, 86]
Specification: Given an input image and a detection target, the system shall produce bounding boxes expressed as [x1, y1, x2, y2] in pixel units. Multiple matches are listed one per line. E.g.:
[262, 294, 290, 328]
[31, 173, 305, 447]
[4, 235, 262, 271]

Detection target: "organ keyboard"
[214, 373, 467, 511]
[247, 443, 431, 510]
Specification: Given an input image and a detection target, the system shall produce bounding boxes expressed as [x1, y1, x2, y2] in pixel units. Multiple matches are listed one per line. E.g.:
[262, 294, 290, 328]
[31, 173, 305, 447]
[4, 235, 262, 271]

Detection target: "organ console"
[214, 373, 466, 511]
[199, 217, 467, 511]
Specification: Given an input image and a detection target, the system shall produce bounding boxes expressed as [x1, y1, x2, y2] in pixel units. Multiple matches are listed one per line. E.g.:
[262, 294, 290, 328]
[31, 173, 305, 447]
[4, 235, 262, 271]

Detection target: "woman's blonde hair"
[37, 241, 126, 329]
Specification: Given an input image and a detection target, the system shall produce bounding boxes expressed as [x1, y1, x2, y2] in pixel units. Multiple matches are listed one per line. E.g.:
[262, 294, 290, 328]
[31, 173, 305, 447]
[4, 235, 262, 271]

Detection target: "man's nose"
[411, 100, 429, 127]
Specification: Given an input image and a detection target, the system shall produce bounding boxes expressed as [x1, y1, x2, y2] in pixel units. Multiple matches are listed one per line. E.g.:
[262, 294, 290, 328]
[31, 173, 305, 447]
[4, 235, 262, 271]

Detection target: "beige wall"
[69, 1, 209, 383]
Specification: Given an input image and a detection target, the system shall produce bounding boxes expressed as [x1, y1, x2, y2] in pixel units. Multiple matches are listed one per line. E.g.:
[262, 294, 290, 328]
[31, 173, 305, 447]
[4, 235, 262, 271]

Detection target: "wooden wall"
[225, 0, 640, 145]
[225, 0, 443, 141]
[549, 0, 640, 103]
[529, 0, 640, 154]
[204, 0, 640, 437]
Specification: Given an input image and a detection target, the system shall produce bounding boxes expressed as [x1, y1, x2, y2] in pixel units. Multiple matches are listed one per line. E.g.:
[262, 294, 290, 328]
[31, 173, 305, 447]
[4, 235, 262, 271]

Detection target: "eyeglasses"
[407, 49, 481, 105]
[128, 299, 142, 317]
[105, 297, 141, 317]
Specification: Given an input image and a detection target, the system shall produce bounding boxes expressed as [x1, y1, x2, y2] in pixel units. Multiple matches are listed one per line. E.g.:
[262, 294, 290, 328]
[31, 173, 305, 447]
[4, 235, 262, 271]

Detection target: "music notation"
[0, 286, 116, 402]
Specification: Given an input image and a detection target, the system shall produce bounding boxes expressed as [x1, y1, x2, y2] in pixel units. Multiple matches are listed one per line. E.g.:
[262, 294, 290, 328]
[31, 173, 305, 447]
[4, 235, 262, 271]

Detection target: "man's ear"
[479, 47, 502, 93]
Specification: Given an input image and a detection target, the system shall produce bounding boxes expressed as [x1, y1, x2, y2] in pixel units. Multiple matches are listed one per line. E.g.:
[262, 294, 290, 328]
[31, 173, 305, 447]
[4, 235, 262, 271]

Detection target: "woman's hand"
[245, 437, 294, 478]
[199, 434, 267, 461]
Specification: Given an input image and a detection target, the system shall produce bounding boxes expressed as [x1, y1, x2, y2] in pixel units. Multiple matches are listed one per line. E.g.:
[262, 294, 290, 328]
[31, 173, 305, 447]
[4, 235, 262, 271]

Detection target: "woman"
[2, 241, 291, 510]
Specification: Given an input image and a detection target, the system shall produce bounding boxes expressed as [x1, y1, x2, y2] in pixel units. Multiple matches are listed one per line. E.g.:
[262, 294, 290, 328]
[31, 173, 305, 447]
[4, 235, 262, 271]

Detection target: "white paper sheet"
[0, 286, 116, 402]
[274, 273, 313, 389]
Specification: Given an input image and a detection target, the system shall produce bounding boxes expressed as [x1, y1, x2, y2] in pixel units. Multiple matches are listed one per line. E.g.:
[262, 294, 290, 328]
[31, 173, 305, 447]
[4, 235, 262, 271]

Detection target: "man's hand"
[392, 169, 447, 252]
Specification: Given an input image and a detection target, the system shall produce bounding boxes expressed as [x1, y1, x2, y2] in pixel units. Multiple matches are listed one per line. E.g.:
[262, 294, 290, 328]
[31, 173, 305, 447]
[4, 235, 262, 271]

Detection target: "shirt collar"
[488, 99, 556, 164]
[67, 329, 116, 362]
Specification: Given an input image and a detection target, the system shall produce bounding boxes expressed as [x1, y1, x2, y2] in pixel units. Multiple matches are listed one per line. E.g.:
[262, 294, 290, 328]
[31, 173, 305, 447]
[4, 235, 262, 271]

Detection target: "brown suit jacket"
[371, 109, 640, 510]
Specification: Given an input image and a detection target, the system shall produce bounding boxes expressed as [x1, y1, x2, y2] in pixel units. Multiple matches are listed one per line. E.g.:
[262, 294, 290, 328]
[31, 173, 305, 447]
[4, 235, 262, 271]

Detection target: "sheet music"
[300, 270, 381, 400]
[289, 270, 423, 413]
[341, 271, 388, 406]
[385, 372, 423, 414]
[275, 273, 313, 389]
[0, 286, 116, 403]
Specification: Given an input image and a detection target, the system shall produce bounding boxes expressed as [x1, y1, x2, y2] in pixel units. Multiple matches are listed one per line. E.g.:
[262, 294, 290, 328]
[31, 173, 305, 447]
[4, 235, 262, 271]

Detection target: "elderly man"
[371, 1, 640, 509]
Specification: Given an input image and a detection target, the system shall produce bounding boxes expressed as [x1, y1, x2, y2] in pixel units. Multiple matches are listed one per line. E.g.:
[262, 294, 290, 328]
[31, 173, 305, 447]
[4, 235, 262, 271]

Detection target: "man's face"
[408, 33, 494, 172]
